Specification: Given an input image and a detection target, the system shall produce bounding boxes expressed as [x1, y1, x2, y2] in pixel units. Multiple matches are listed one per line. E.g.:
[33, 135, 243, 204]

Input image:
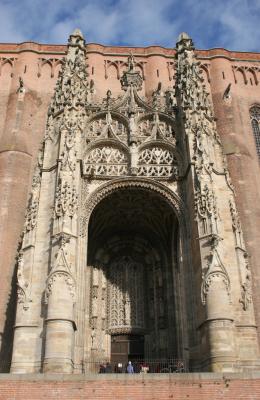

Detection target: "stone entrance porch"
[85, 186, 185, 369]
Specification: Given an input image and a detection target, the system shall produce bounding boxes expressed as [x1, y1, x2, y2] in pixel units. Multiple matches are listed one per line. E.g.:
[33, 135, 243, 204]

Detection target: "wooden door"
[111, 334, 144, 365]
[111, 335, 129, 366]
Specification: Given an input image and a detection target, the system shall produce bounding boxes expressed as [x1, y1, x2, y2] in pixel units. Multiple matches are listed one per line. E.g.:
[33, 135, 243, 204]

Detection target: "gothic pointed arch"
[83, 177, 186, 226]
[85, 110, 129, 143]
[85, 178, 189, 361]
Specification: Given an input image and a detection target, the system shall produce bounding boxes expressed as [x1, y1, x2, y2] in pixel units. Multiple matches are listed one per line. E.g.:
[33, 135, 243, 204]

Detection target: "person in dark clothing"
[99, 364, 106, 373]
[105, 362, 112, 373]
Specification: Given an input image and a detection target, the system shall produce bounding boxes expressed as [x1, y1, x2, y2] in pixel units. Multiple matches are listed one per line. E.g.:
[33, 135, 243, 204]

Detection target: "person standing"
[127, 361, 134, 373]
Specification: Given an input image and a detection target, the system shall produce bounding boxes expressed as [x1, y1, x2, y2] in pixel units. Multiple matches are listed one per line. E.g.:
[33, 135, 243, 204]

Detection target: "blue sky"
[0, 0, 259, 51]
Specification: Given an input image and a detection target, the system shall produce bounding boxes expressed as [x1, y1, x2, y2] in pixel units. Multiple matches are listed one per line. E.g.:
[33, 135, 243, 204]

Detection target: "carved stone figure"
[16, 252, 31, 310]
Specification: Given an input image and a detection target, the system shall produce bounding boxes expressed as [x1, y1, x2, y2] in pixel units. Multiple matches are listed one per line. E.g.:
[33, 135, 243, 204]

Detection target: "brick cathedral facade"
[0, 30, 260, 376]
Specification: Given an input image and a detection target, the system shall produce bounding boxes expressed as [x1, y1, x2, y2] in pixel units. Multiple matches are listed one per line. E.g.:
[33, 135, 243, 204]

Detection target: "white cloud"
[0, 0, 259, 51]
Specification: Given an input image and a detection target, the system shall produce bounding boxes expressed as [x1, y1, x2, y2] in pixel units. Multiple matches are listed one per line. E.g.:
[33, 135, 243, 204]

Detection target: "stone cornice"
[0, 42, 259, 63]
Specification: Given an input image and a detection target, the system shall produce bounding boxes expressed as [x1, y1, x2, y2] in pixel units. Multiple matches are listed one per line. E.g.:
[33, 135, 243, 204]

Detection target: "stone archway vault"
[74, 179, 191, 371]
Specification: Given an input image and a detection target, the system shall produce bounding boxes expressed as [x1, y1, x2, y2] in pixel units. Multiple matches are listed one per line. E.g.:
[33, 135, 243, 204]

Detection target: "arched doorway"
[86, 185, 184, 367]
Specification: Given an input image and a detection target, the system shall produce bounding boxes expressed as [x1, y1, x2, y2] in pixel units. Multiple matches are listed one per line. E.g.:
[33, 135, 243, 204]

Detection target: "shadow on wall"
[0, 264, 17, 372]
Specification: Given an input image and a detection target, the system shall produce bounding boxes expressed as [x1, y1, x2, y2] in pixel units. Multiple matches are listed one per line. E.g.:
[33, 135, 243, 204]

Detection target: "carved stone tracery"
[16, 251, 31, 310]
[83, 89, 178, 180]
[229, 199, 253, 311]
[137, 146, 178, 178]
[87, 113, 128, 143]
[84, 145, 129, 177]
[45, 236, 76, 302]
[201, 237, 231, 306]
[24, 144, 43, 233]
[107, 256, 145, 333]
[79, 178, 185, 240]
[195, 184, 218, 235]
[104, 58, 146, 81]
[55, 179, 78, 218]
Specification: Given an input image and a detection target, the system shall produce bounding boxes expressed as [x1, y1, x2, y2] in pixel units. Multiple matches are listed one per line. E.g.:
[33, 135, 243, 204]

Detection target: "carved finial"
[176, 32, 194, 52]
[68, 28, 85, 47]
[177, 32, 191, 42]
[71, 28, 84, 39]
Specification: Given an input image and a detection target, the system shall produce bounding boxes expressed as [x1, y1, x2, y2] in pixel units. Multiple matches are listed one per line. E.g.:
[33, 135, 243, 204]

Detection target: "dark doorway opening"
[111, 334, 144, 365]
[87, 187, 180, 363]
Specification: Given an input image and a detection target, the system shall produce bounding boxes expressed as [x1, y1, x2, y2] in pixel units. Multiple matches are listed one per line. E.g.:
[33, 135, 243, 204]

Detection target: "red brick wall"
[0, 374, 260, 400]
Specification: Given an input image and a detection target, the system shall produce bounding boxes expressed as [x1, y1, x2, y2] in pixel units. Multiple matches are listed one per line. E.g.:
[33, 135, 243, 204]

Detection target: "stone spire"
[48, 28, 88, 115]
[175, 32, 212, 115]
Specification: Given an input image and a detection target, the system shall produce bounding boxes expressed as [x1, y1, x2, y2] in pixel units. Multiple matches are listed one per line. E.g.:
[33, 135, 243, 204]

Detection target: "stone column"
[43, 237, 76, 373]
[200, 236, 236, 371]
